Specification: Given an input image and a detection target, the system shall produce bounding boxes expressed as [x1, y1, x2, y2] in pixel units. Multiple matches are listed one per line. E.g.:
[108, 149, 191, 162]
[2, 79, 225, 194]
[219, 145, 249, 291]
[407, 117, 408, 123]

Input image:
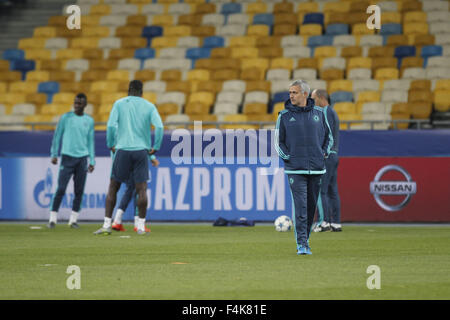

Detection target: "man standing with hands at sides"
[48, 93, 95, 229]
[311, 89, 342, 232]
[275, 80, 333, 255]
[94, 80, 163, 235]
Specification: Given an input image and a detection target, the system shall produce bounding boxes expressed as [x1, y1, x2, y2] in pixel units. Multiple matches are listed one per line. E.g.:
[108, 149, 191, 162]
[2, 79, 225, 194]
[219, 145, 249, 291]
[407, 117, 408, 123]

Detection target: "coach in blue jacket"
[275, 80, 333, 255]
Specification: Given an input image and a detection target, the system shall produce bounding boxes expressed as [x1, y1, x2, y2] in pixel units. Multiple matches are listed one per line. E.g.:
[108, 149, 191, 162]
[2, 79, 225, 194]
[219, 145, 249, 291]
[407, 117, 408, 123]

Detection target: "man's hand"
[110, 146, 116, 154]
[88, 165, 95, 173]
[148, 148, 156, 155]
[51, 157, 58, 165]
[151, 158, 159, 167]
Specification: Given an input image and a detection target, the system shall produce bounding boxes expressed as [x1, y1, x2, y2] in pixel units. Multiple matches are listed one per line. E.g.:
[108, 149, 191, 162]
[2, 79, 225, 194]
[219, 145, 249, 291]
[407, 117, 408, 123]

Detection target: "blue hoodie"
[275, 98, 333, 174]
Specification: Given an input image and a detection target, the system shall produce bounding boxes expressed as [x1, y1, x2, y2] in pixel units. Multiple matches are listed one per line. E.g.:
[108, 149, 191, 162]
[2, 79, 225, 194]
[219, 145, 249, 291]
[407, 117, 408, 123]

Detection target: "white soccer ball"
[274, 215, 293, 232]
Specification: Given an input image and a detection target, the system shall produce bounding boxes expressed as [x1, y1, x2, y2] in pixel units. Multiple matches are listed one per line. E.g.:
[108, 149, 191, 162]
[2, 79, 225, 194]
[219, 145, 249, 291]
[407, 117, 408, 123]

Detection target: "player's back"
[108, 96, 157, 151]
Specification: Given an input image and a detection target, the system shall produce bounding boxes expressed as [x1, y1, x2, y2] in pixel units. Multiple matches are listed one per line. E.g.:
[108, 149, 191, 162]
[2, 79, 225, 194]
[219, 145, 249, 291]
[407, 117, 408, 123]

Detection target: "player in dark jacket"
[275, 80, 333, 255]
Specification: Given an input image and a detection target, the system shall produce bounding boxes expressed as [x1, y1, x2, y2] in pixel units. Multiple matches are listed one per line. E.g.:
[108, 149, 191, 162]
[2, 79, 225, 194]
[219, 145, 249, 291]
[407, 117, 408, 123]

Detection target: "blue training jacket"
[324, 105, 340, 154]
[275, 98, 333, 174]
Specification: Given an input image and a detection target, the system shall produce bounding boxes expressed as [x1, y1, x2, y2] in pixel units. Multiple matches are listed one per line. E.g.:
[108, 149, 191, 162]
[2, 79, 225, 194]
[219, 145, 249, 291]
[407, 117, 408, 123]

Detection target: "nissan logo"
[370, 165, 417, 212]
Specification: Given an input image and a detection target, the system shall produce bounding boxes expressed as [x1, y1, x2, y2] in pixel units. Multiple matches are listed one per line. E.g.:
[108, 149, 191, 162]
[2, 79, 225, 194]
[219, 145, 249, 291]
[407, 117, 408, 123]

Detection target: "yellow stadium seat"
[231, 47, 259, 59]
[433, 91, 450, 112]
[272, 102, 285, 115]
[247, 24, 270, 38]
[403, 11, 427, 23]
[195, 3, 215, 14]
[240, 68, 265, 81]
[192, 26, 215, 37]
[245, 81, 271, 93]
[89, 4, 111, 15]
[274, 13, 297, 25]
[229, 36, 257, 48]
[403, 23, 429, 36]
[142, 92, 157, 103]
[188, 91, 215, 106]
[347, 57, 372, 70]
[26, 71, 50, 82]
[48, 16, 66, 27]
[57, 49, 83, 60]
[368, 46, 395, 58]
[399, 1, 422, 13]
[0, 71, 22, 83]
[82, 15, 101, 27]
[178, 14, 202, 27]
[274, 2, 293, 13]
[9, 81, 39, 93]
[381, 12, 402, 24]
[52, 93, 75, 105]
[273, 24, 297, 36]
[106, 70, 131, 82]
[328, 80, 353, 94]
[82, 26, 110, 38]
[299, 24, 322, 36]
[98, 104, 113, 115]
[184, 101, 211, 115]
[90, 81, 120, 93]
[164, 25, 191, 37]
[127, 15, 147, 26]
[40, 104, 72, 115]
[0, 59, 9, 71]
[221, 114, 257, 130]
[297, 58, 319, 70]
[339, 113, 363, 130]
[258, 47, 283, 59]
[246, 2, 267, 14]
[314, 46, 337, 59]
[357, 91, 381, 103]
[270, 57, 294, 70]
[372, 57, 397, 71]
[25, 49, 52, 61]
[0, 82, 7, 93]
[241, 58, 270, 71]
[18, 38, 47, 49]
[70, 38, 100, 49]
[157, 103, 180, 116]
[210, 47, 231, 58]
[413, 34, 435, 47]
[38, 59, 62, 71]
[323, 1, 350, 13]
[386, 35, 410, 47]
[121, 37, 146, 49]
[33, 26, 57, 38]
[243, 103, 268, 114]
[135, 70, 156, 82]
[401, 57, 424, 72]
[108, 48, 135, 59]
[88, 59, 118, 71]
[187, 69, 210, 81]
[194, 80, 222, 94]
[320, 69, 344, 81]
[409, 102, 432, 119]
[435, 80, 450, 91]
[256, 36, 282, 48]
[24, 114, 55, 130]
[151, 36, 179, 48]
[153, 14, 174, 26]
[49, 71, 75, 82]
[410, 80, 431, 91]
[188, 114, 218, 129]
[166, 81, 190, 94]
[352, 23, 374, 35]
[100, 92, 128, 105]
[334, 102, 356, 114]
[374, 68, 399, 80]
[297, 2, 319, 14]
[408, 90, 432, 103]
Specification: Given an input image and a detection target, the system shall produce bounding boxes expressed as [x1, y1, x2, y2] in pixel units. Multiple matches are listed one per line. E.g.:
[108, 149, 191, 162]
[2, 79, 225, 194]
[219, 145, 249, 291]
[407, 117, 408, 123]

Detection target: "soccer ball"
[274, 215, 293, 232]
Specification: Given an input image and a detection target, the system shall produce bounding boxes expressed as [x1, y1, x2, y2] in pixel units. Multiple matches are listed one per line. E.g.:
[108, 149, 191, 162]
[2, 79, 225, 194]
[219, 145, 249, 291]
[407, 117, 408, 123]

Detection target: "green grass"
[0, 223, 449, 299]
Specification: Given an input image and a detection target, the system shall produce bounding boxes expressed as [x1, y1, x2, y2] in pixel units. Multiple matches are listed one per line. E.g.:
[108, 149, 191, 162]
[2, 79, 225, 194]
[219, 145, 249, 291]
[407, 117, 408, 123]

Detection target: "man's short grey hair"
[290, 80, 310, 95]
[314, 89, 329, 101]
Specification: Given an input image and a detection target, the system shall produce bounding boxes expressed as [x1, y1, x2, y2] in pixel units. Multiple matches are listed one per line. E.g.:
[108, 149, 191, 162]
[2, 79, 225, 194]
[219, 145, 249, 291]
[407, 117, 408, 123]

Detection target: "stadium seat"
[308, 35, 334, 48]
[302, 13, 324, 26]
[142, 26, 163, 47]
[421, 45, 443, 67]
[10, 59, 35, 80]
[326, 24, 349, 35]
[134, 48, 155, 70]
[394, 46, 416, 68]
[220, 2, 242, 15]
[292, 68, 317, 80]
[330, 91, 353, 104]
[433, 91, 450, 112]
[253, 13, 274, 27]
[213, 102, 240, 115]
[38, 81, 60, 103]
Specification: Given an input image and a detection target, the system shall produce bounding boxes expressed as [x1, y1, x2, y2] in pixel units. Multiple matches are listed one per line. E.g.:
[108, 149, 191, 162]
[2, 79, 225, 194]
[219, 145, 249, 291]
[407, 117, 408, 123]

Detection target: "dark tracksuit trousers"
[51, 155, 88, 212]
[289, 173, 322, 248]
[318, 153, 341, 224]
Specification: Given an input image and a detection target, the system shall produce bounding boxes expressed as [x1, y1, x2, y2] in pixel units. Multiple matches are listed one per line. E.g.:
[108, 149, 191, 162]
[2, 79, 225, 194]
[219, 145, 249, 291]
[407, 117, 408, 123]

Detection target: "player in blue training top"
[275, 80, 333, 255]
[311, 89, 342, 233]
[94, 80, 164, 235]
[47, 93, 95, 229]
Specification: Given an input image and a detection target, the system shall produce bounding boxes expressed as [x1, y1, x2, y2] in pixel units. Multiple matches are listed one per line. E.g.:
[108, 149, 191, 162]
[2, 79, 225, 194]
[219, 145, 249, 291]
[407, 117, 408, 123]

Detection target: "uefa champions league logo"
[33, 168, 54, 208]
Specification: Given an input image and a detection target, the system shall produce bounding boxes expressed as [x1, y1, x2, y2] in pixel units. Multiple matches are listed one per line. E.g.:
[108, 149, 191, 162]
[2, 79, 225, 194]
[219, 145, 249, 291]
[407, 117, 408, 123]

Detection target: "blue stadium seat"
[302, 13, 324, 26]
[10, 59, 35, 80]
[38, 81, 60, 103]
[394, 46, 416, 68]
[271, 91, 289, 111]
[220, 3, 242, 15]
[253, 13, 274, 26]
[380, 23, 402, 45]
[142, 26, 163, 47]
[2, 49, 25, 65]
[203, 36, 225, 48]
[421, 45, 443, 67]
[134, 48, 156, 69]
[307, 35, 334, 48]
[186, 47, 211, 68]
[330, 91, 353, 105]
[325, 24, 349, 35]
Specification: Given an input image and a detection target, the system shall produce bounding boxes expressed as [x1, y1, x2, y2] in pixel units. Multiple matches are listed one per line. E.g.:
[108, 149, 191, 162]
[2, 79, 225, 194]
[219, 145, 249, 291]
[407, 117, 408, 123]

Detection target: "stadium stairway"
[0, 0, 73, 56]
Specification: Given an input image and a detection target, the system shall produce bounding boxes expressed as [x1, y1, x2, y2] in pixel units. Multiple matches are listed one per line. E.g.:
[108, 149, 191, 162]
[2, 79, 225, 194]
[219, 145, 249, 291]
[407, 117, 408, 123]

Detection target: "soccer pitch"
[0, 223, 449, 300]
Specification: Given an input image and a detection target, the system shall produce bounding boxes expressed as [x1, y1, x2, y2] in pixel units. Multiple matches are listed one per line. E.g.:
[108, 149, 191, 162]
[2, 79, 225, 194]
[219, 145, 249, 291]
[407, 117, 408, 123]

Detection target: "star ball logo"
[370, 165, 417, 212]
